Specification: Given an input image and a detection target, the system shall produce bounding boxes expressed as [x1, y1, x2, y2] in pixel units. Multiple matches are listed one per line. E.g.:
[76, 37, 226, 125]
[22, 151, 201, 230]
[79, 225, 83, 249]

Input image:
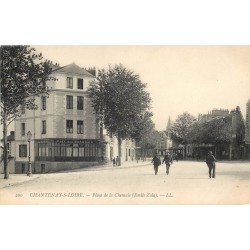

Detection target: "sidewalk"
[57, 159, 151, 173]
[0, 174, 41, 189]
[0, 160, 151, 189]
[101, 158, 151, 169]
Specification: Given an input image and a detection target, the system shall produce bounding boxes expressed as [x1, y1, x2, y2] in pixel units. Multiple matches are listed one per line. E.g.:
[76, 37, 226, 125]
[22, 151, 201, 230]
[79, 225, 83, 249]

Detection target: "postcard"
[1, 45, 250, 205]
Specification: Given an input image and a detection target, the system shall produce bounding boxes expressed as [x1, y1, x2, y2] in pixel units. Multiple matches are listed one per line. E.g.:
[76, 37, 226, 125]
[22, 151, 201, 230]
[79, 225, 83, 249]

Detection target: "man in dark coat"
[206, 151, 216, 178]
[162, 152, 172, 175]
[151, 153, 161, 175]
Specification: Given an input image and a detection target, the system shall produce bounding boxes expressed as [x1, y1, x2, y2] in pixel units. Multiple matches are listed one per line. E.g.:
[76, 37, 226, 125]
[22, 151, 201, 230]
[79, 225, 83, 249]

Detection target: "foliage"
[0, 45, 55, 179]
[1, 46, 55, 125]
[87, 64, 152, 165]
[188, 116, 232, 145]
[130, 111, 154, 141]
[201, 116, 231, 145]
[88, 64, 152, 139]
[132, 111, 158, 157]
[170, 112, 196, 145]
[187, 121, 204, 144]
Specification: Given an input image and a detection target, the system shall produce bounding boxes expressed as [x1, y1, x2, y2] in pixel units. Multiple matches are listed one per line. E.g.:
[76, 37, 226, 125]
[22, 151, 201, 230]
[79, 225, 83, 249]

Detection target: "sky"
[33, 45, 250, 131]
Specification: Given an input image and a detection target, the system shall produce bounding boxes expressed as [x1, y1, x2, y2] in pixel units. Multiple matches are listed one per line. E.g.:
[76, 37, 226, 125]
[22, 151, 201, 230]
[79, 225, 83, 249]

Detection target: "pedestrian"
[151, 153, 161, 175]
[206, 151, 216, 178]
[162, 151, 172, 175]
[175, 153, 179, 162]
[116, 156, 119, 166]
[112, 157, 116, 167]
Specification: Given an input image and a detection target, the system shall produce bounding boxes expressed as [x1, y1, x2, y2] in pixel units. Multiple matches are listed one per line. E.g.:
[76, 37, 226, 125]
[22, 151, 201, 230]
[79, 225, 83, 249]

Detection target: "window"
[66, 95, 73, 109]
[67, 77, 73, 89]
[41, 96, 46, 110]
[19, 144, 27, 157]
[42, 120, 46, 134]
[77, 96, 84, 110]
[78, 78, 83, 89]
[38, 143, 47, 156]
[77, 120, 84, 134]
[66, 120, 73, 133]
[21, 123, 25, 136]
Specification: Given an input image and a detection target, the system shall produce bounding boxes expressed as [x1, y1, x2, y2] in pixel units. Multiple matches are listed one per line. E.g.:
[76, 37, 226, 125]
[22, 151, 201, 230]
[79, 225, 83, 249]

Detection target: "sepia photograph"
[1, 1, 250, 250]
[1, 45, 250, 205]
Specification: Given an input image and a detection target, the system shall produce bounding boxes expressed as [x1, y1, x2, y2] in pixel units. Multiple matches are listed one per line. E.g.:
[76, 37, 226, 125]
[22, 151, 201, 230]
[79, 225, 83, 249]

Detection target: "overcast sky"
[33, 45, 250, 131]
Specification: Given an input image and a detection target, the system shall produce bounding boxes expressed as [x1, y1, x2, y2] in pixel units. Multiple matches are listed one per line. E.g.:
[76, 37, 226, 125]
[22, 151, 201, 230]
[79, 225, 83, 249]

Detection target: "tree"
[130, 111, 155, 160]
[0, 46, 55, 179]
[188, 116, 232, 158]
[201, 117, 231, 145]
[88, 64, 152, 166]
[170, 112, 196, 157]
[187, 121, 204, 144]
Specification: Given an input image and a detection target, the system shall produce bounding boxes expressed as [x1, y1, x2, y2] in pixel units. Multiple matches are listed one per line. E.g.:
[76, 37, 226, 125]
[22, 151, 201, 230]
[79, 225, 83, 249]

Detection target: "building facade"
[14, 63, 136, 173]
[0, 131, 16, 174]
[191, 107, 245, 160]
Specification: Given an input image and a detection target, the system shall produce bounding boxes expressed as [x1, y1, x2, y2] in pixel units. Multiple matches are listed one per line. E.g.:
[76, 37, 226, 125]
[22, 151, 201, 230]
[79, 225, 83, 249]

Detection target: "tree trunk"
[118, 136, 122, 166]
[3, 114, 9, 179]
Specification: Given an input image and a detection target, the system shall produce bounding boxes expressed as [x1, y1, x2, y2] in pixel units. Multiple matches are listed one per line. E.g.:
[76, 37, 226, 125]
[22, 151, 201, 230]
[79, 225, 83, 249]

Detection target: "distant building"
[156, 117, 173, 156]
[192, 106, 245, 160]
[14, 63, 136, 173]
[198, 109, 230, 122]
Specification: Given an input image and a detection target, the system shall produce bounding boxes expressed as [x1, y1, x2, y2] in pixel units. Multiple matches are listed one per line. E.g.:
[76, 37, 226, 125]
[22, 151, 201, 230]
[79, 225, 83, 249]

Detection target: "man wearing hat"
[151, 153, 161, 175]
[162, 151, 173, 175]
[206, 151, 216, 178]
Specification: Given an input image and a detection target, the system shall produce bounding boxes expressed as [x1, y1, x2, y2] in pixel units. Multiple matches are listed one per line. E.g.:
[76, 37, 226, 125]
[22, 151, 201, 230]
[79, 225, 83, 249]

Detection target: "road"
[1, 160, 250, 204]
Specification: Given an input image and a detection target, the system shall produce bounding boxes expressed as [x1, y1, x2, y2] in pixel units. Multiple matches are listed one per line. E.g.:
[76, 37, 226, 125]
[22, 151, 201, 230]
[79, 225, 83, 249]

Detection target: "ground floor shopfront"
[190, 142, 246, 160]
[15, 138, 137, 173]
[15, 138, 102, 173]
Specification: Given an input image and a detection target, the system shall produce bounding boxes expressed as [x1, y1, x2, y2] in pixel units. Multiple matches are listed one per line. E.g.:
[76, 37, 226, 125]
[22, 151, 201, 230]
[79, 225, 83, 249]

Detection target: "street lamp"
[27, 131, 32, 177]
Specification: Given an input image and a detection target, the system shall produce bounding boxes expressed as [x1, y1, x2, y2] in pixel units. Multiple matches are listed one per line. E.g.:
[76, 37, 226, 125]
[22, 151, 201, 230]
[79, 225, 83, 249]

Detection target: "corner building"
[15, 63, 102, 173]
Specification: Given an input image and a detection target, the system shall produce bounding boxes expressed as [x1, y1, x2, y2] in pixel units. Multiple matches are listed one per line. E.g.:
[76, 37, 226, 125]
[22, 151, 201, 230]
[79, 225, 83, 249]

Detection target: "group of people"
[151, 151, 216, 178]
[152, 152, 173, 175]
[112, 156, 119, 166]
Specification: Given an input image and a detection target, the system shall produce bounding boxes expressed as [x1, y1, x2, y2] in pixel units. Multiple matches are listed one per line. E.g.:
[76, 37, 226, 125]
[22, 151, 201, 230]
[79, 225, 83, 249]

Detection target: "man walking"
[151, 153, 161, 175]
[162, 151, 172, 175]
[206, 151, 216, 178]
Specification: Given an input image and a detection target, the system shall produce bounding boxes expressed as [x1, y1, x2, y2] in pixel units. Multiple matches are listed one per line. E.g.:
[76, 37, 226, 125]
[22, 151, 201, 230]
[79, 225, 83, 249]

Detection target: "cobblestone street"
[1, 160, 250, 205]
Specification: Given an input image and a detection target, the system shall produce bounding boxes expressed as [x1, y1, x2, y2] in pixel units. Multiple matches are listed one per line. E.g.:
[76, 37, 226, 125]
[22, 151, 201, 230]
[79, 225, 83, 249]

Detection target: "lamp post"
[27, 131, 32, 177]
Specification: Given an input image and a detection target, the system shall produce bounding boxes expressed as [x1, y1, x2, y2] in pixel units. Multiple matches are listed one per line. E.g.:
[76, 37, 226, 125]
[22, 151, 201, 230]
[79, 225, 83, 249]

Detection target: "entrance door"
[41, 164, 45, 174]
[21, 163, 25, 174]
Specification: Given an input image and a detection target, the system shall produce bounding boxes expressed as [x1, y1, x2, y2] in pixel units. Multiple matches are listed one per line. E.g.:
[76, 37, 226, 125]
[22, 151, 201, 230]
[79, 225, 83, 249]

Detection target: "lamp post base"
[27, 162, 32, 177]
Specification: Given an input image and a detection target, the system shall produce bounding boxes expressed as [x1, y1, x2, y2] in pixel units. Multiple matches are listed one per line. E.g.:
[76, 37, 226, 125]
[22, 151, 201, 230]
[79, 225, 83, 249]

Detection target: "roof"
[166, 116, 172, 131]
[52, 63, 94, 77]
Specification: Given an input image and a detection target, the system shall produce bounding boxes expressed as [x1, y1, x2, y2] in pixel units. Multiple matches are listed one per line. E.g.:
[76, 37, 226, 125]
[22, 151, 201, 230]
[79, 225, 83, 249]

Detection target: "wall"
[15, 160, 99, 174]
